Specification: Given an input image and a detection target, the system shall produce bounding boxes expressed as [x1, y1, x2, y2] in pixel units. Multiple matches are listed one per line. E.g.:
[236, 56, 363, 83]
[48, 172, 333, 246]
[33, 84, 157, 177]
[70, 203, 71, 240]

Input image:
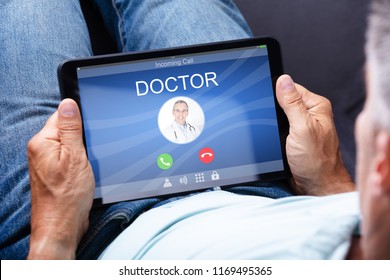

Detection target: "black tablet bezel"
[58, 37, 290, 206]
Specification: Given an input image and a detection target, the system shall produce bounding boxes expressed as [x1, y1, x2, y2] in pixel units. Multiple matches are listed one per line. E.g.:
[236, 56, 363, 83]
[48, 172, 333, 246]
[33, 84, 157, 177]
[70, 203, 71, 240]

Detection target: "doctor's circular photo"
[158, 97, 204, 144]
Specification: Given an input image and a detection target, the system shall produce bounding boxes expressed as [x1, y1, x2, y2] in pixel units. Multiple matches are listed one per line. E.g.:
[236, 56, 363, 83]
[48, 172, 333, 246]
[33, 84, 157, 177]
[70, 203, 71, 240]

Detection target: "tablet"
[58, 37, 290, 205]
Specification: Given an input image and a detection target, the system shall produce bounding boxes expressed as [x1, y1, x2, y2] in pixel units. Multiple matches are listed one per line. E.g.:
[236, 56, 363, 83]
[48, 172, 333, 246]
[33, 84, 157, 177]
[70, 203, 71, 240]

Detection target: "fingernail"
[60, 101, 76, 117]
[280, 75, 294, 91]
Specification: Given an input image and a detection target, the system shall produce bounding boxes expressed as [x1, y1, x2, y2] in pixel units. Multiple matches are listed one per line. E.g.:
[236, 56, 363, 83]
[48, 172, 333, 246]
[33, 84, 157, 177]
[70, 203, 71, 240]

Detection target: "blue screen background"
[78, 54, 283, 188]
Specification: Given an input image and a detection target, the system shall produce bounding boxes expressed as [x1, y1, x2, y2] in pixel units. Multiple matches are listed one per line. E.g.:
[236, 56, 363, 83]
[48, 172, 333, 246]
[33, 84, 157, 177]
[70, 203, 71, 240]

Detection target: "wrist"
[292, 153, 356, 196]
[320, 151, 356, 194]
[28, 233, 77, 259]
[28, 220, 81, 259]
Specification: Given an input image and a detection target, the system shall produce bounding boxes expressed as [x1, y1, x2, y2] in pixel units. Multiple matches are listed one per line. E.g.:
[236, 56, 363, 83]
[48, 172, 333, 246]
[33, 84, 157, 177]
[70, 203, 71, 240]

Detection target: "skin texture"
[355, 68, 390, 260]
[27, 99, 94, 259]
[275, 75, 355, 195]
[173, 102, 189, 125]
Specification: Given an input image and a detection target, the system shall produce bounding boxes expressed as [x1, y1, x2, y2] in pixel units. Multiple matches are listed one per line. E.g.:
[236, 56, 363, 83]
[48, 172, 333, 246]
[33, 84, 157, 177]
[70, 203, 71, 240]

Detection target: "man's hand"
[27, 99, 94, 259]
[276, 75, 355, 195]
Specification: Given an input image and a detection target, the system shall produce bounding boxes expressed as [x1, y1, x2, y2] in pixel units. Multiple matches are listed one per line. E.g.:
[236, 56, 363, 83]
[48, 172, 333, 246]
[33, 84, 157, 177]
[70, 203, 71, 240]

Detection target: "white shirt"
[164, 121, 198, 143]
[99, 191, 360, 260]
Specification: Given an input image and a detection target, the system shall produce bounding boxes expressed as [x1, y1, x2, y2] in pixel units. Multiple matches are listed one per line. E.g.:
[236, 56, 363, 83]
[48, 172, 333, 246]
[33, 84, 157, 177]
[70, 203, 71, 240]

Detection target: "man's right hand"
[276, 75, 355, 195]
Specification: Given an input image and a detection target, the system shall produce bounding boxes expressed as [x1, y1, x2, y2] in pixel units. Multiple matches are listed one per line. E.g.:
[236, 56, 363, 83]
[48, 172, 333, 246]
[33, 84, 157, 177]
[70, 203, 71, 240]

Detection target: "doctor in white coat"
[164, 100, 198, 144]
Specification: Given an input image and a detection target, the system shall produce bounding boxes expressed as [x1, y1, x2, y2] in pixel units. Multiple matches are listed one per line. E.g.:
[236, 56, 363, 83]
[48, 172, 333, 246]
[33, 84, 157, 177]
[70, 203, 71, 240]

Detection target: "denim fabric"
[0, 0, 92, 260]
[93, 0, 253, 51]
[226, 181, 294, 199]
[0, 0, 273, 260]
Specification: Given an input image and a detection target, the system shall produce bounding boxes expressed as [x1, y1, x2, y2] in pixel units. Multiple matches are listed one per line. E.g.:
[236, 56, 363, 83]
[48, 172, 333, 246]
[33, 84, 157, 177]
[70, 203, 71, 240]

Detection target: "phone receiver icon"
[160, 157, 171, 167]
[199, 148, 215, 164]
[200, 152, 213, 158]
[157, 153, 173, 170]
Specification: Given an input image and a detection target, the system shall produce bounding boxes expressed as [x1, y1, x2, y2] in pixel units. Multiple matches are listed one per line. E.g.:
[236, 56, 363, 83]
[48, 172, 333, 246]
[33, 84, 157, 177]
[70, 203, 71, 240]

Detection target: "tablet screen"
[60, 38, 289, 204]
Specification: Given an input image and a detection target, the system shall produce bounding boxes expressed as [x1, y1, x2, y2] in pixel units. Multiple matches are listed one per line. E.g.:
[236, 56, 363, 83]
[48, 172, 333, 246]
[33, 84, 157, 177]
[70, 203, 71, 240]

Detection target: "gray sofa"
[235, 0, 368, 179]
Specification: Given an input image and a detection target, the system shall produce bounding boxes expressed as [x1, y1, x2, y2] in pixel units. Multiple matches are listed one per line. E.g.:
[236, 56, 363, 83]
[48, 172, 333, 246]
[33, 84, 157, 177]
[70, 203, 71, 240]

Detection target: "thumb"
[276, 75, 309, 130]
[58, 99, 84, 149]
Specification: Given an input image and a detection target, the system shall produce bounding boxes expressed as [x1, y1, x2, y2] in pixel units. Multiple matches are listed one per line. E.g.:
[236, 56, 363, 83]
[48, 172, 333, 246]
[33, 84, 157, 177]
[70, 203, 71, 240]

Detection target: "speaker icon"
[179, 176, 188, 185]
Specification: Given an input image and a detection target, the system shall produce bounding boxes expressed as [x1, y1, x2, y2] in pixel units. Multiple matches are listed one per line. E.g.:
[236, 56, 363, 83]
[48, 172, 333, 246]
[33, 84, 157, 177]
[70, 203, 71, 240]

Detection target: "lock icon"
[211, 171, 220, 181]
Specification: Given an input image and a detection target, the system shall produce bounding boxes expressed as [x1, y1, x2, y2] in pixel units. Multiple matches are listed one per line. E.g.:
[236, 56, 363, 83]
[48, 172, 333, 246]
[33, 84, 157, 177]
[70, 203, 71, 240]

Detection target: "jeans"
[0, 0, 290, 260]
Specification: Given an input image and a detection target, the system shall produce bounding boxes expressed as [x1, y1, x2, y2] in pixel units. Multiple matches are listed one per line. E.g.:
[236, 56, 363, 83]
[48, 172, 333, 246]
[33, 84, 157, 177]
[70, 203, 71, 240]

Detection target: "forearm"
[27, 201, 90, 260]
[318, 153, 356, 195]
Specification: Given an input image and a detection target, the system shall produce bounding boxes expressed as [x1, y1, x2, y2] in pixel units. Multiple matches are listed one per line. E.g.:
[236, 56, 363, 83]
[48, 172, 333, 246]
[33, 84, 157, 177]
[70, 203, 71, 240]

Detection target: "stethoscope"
[173, 122, 196, 140]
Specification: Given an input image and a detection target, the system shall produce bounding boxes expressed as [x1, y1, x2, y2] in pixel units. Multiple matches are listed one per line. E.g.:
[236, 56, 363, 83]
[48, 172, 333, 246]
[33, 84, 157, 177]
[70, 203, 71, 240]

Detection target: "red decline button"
[199, 147, 215, 164]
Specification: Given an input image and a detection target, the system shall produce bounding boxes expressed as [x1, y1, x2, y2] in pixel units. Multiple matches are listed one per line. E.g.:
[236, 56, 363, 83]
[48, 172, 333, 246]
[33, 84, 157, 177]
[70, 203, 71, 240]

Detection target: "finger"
[294, 83, 332, 116]
[276, 75, 310, 129]
[33, 110, 59, 140]
[27, 110, 60, 164]
[57, 99, 84, 149]
[44, 111, 59, 129]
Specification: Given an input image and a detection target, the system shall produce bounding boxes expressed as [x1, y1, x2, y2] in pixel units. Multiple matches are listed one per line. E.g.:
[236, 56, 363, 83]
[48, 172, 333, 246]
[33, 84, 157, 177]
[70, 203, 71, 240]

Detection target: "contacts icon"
[159, 97, 204, 144]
